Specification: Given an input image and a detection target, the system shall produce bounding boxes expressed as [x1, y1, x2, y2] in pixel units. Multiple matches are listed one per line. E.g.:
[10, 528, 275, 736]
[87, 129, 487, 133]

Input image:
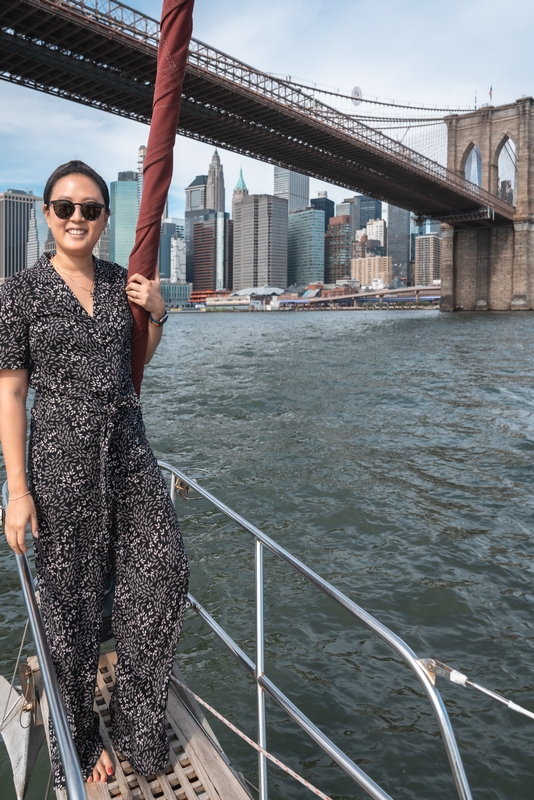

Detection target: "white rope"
[170, 676, 333, 800]
[0, 618, 29, 733]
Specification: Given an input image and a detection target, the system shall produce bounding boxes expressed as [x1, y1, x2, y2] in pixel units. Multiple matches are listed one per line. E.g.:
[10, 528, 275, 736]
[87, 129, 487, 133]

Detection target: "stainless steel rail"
[158, 461, 473, 800]
[1, 483, 86, 800]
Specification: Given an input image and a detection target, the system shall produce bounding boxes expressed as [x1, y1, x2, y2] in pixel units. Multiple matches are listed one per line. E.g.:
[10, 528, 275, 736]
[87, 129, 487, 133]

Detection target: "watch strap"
[149, 312, 169, 326]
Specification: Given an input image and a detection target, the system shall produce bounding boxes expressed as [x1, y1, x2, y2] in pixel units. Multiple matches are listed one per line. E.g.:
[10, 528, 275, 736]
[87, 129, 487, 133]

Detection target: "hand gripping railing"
[158, 462, 473, 800]
[1, 483, 86, 800]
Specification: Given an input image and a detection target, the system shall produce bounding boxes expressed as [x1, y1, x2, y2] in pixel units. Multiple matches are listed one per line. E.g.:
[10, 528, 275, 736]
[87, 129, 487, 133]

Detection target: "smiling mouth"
[67, 229, 88, 236]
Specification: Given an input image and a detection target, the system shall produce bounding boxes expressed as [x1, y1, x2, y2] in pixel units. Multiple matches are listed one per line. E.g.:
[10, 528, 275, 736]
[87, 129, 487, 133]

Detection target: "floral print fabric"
[0, 255, 189, 787]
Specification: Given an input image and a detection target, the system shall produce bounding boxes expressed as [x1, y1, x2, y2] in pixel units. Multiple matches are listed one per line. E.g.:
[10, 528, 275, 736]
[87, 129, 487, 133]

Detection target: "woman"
[0, 161, 189, 787]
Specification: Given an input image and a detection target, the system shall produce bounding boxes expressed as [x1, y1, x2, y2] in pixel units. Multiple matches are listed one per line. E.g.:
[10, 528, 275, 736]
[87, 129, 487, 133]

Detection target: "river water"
[1, 308, 534, 800]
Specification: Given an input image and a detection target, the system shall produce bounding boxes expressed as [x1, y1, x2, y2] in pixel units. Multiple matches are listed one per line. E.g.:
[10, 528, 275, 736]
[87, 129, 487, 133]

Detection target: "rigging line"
[426, 660, 534, 722]
[277, 78, 474, 113]
[0, 617, 29, 732]
[170, 675, 334, 800]
[43, 768, 53, 800]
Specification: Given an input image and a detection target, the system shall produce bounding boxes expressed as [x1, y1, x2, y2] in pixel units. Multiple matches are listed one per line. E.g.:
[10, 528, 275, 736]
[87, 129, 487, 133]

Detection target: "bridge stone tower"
[441, 97, 534, 311]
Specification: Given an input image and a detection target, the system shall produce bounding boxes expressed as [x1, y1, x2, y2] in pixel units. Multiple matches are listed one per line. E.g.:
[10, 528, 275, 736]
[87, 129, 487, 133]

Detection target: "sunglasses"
[48, 200, 106, 221]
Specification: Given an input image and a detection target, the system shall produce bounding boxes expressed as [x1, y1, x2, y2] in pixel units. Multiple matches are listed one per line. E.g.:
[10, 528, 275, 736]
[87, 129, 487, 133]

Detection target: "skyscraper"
[137, 145, 146, 211]
[93, 226, 110, 261]
[310, 192, 335, 232]
[159, 218, 185, 279]
[324, 216, 352, 283]
[366, 219, 387, 247]
[359, 196, 382, 229]
[43, 228, 56, 257]
[185, 174, 210, 283]
[206, 150, 225, 212]
[110, 171, 138, 267]
[414, 234, 440, 285]
[185, 175, 208, 211]
[26, 202, 49, 267]
[337, 198, 361, 239]
[232, 169, 249, 290]
[288, 208, 325, 286]
[351, 256, 393, 287]
[233, 193, 287, 290]
[343, 196, 361, 225]
[193, 212, 232, 291]
[273, 167, 309, 212]
[170, 235, 186, 282]
[0, 189, 39, 280]
[387, 205, 411, 280]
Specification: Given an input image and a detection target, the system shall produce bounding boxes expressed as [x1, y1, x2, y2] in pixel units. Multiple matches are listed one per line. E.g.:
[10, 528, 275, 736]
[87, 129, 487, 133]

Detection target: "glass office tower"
[110, 171, 138, 268]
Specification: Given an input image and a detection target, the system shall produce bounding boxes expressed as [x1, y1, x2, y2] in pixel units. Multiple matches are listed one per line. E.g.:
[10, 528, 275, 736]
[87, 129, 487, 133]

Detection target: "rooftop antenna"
[474, 90, 477, 110]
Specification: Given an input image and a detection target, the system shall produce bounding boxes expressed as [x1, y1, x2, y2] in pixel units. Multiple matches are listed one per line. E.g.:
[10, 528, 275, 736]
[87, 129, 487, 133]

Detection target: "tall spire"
[234, 168, 248, 194]
[206, 148, 225, 212]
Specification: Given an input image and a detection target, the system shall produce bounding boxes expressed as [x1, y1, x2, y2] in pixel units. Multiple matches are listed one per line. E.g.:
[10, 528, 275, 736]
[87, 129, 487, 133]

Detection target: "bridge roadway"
[1, 0, 514, 226]
[306, 286, 441, 306]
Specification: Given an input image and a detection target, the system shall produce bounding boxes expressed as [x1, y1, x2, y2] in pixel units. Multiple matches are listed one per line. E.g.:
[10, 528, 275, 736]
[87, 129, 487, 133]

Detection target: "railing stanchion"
[256, 539, 268, 800]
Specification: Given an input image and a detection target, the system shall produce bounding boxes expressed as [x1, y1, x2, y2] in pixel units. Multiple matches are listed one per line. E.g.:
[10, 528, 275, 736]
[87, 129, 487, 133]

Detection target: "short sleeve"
[0, 278, 30, 370]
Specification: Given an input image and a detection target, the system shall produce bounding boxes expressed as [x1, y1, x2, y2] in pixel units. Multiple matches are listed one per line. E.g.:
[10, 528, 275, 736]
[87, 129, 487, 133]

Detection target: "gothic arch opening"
[463, 144, 482, 186]
[496, 136, 517, 205]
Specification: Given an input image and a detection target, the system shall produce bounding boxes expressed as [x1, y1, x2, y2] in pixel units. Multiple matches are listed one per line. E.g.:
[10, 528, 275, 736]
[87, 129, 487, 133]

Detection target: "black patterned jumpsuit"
[0, 254, 189, 788]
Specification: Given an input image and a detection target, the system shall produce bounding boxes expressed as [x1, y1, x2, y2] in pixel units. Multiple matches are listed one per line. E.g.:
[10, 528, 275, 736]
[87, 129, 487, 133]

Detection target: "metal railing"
[1, 482, 86, 800]
[2, 464, 474, 800]
[158, 461, 473, 800]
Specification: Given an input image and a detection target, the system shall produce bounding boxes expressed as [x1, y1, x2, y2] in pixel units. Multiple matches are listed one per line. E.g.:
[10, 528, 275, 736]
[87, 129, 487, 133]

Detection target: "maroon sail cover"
[127, 0, 195, 396]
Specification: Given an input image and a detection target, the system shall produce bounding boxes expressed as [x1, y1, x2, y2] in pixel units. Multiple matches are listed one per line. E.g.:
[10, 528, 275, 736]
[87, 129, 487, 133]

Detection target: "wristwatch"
[149, 311, 169, 327]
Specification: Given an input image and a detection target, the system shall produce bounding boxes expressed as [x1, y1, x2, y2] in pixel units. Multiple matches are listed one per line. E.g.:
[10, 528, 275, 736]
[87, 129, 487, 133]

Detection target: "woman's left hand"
[126, 272, 166, 318]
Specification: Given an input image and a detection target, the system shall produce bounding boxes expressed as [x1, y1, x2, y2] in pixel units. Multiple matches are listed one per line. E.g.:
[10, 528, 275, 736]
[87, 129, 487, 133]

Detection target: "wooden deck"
[29, 652, 252, 800]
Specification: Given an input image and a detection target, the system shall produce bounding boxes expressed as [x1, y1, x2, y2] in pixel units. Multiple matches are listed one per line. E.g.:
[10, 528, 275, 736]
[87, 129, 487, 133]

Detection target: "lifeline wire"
[170, 675, 333, 800]
[428, 660, 534, 721]
[0, 618, 29, 733]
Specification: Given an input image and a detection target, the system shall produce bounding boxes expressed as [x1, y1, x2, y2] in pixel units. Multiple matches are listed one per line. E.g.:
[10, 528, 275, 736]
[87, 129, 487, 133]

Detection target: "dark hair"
[43, 160, 110, 210]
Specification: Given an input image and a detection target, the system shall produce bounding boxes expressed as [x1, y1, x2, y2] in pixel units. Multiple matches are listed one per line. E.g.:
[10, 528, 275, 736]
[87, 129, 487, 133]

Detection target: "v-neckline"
[47, 255, 97, 320]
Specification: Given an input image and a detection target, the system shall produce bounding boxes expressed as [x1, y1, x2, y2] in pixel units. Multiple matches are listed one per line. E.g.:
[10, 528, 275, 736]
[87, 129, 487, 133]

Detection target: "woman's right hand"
[4, 494, 39, 555]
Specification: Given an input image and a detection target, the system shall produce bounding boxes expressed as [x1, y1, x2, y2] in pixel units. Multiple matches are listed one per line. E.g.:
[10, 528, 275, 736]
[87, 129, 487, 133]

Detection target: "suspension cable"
[275, 77, 473, 114]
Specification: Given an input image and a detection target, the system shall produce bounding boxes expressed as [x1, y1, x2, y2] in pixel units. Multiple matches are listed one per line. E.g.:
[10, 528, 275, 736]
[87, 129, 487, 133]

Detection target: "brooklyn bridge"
[1, 0, 533, 311]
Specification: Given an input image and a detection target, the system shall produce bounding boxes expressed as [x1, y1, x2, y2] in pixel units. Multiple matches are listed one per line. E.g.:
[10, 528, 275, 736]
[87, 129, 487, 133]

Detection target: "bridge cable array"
[272, 77, 475, 114]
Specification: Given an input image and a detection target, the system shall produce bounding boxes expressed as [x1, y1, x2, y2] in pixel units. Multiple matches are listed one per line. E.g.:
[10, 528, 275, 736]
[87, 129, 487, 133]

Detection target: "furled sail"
[127, 0, 195, 396]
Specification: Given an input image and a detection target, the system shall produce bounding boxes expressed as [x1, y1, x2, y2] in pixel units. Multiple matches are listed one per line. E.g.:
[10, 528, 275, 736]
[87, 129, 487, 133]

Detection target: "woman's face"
[43, 174, 109, 261]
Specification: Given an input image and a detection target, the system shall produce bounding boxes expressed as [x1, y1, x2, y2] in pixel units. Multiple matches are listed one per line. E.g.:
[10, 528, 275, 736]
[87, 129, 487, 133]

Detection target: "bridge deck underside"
[0, 0, 515, 225]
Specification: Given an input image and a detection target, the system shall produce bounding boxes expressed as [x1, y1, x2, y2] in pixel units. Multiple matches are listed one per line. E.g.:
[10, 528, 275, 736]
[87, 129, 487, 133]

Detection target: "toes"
[87, 750, 114, 784]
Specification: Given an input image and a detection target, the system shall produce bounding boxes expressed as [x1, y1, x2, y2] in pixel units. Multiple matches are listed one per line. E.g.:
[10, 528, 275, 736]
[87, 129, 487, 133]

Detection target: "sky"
[1, 0, 533, 218]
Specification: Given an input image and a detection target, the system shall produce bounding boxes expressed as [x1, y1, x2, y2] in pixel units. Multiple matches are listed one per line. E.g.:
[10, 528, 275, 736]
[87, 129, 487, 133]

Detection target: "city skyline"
[1, 144, 442, 292]
[1, 0, 530, 220]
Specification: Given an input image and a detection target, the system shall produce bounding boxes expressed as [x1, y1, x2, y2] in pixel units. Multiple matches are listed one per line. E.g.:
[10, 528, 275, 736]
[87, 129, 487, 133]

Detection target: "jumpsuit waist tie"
[32, 391, 142, 537]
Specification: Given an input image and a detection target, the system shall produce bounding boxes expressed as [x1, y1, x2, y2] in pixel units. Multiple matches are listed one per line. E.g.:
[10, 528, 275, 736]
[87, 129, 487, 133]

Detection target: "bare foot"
[86, 749, 114, 783]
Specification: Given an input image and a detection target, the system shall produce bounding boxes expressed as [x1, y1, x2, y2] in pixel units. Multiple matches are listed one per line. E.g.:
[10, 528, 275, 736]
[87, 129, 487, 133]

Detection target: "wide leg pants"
[29, 395, 189, 788]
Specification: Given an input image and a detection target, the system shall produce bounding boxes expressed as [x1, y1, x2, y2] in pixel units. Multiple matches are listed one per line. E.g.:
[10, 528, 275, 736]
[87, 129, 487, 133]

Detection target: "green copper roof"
[234, 167, 247, 192]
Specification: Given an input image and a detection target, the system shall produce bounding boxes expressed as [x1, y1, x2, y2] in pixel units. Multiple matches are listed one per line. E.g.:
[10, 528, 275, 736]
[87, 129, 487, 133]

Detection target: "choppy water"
[1, 308, 534, 800]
